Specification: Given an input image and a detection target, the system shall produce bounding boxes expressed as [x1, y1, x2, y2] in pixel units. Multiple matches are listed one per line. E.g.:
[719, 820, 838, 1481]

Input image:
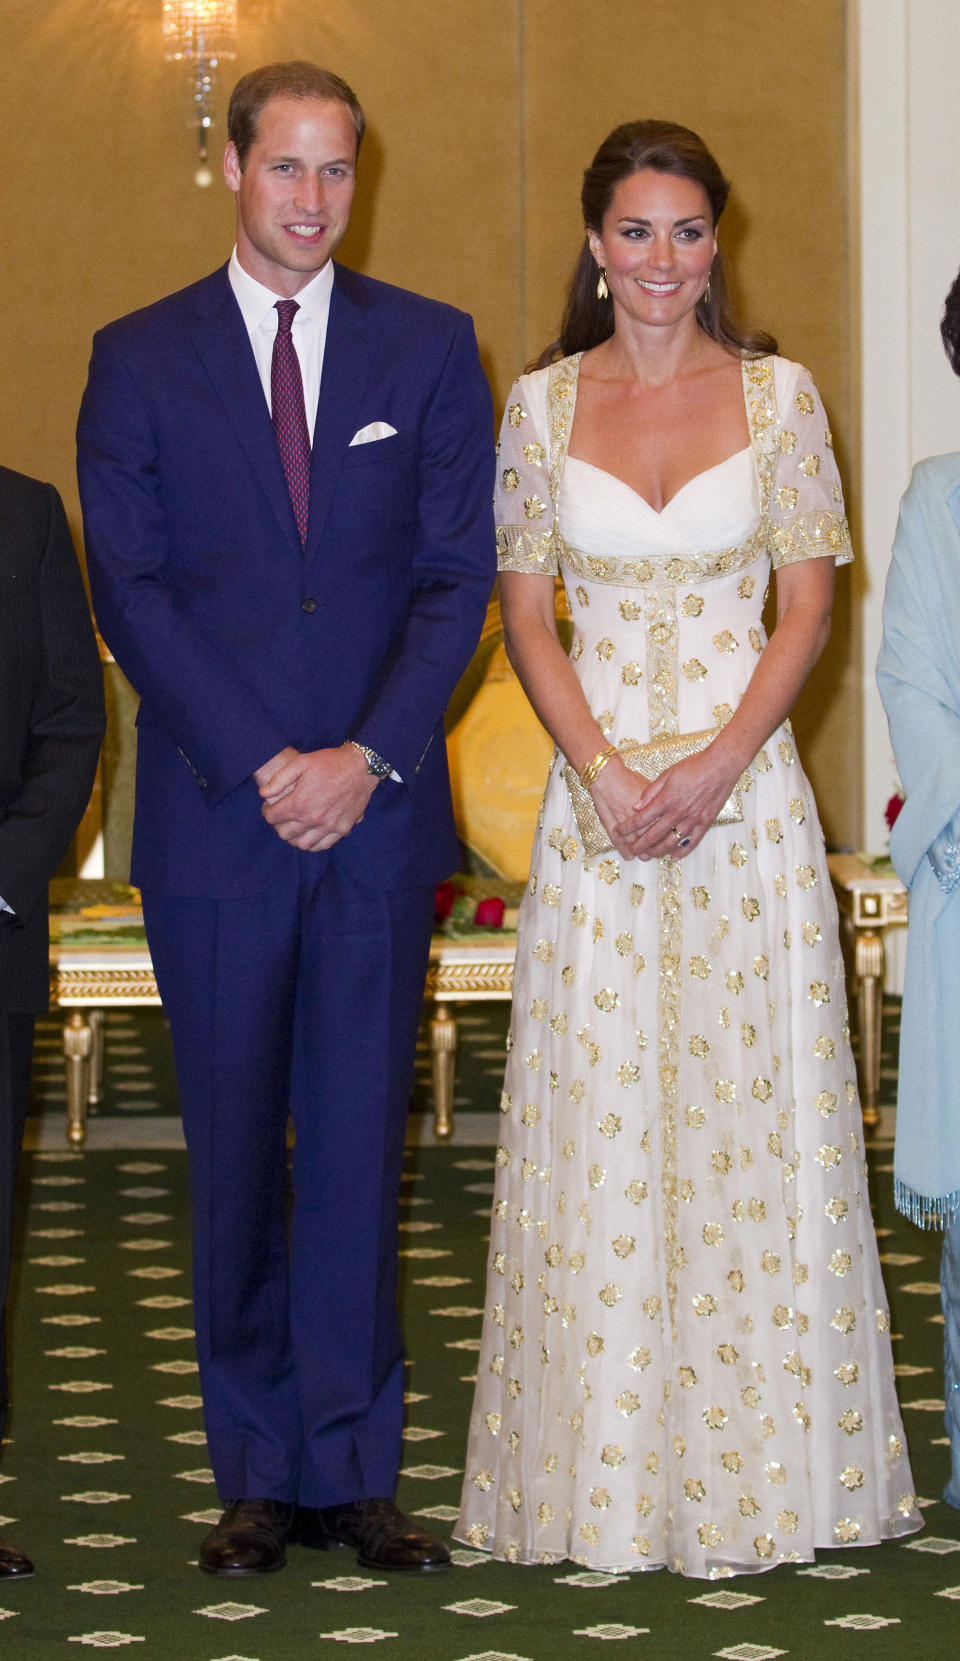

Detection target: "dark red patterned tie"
[271, 298, 311, 546]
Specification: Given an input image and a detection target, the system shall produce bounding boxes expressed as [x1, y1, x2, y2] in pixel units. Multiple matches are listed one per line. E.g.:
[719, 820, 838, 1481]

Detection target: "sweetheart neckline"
[564, 445, 754, 516]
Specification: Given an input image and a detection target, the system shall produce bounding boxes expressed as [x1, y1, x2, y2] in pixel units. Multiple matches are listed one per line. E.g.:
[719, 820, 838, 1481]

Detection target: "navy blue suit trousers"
[142, 857, 434, 1504]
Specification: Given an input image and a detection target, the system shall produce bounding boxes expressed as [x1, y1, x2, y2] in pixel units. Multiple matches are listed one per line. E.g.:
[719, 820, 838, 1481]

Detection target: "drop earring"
[596, 267, 609, 301]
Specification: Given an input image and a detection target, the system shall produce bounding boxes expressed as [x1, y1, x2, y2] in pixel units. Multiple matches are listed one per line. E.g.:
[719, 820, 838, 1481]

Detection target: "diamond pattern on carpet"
[4, 996, 955, 1653]
[0, 1096, 957, 1656]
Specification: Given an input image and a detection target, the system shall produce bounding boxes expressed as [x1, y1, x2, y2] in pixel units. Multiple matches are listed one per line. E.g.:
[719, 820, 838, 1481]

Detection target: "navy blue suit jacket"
[77, 263, 495, 897]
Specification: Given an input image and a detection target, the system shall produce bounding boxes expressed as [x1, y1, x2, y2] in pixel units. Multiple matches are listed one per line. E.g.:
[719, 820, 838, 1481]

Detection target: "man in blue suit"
[77, 61, 494, 1577]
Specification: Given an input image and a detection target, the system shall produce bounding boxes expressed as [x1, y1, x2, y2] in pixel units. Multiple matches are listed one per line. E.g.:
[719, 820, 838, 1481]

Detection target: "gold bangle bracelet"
[578, 745, 618, 787]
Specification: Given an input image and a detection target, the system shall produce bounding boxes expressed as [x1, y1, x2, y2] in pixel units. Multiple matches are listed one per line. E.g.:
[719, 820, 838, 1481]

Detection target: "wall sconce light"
[163, 2, 238, 186]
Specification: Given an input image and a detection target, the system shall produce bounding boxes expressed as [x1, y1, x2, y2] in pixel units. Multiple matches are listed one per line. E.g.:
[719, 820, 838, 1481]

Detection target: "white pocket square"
[349, 421, 398, 446]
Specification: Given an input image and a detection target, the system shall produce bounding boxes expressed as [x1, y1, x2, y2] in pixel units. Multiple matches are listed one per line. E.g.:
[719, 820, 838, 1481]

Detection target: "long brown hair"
[536, 119, 776, 368]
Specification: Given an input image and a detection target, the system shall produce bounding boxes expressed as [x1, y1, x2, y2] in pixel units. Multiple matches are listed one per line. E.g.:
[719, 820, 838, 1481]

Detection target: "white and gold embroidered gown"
[455, 355, 921, 1578]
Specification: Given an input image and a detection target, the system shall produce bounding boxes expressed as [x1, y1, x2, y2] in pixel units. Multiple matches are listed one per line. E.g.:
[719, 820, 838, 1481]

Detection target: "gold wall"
[0, 0, 857, 858]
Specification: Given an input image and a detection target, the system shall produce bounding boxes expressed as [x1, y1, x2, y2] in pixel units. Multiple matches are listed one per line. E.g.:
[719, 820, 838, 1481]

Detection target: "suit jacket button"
[301, 597, 318, 614]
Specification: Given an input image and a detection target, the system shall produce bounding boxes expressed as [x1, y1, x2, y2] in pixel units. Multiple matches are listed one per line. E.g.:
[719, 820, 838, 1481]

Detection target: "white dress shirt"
[228, 250, 334, 442]
[226, 251, 400, 784]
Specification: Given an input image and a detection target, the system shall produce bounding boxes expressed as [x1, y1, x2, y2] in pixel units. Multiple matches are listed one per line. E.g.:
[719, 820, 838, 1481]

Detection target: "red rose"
[434, 881, 458, 924]
[884, 793, 904, 831]
[473, 896, 506, 929]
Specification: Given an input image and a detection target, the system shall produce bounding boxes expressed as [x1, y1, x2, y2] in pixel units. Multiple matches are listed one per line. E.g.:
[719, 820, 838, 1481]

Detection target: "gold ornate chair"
[425, 590, 559, 1136]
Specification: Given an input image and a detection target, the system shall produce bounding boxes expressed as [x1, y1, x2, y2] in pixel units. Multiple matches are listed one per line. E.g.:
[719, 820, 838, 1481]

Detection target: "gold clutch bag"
[561, 729, 743, 859]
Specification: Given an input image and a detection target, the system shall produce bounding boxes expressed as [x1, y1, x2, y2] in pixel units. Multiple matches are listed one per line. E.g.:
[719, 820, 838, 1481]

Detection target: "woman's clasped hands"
[590, 746, 740, 862]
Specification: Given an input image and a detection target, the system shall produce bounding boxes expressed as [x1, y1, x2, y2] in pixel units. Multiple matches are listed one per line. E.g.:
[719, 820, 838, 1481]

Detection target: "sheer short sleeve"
[768, 360, 853, 570]
[495, 371, 557, 575]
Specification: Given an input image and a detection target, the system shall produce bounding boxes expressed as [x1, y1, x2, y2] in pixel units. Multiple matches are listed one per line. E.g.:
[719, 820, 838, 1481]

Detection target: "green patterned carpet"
[3, 1000, 959, 1657]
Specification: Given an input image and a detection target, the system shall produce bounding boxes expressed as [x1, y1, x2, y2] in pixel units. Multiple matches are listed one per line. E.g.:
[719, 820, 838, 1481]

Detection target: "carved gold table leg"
[430, 1002, 458, 1141]
[854, 929, 885, 1128]
[88, 1008, 105, 1107]
[63, 1012, 93, 1147]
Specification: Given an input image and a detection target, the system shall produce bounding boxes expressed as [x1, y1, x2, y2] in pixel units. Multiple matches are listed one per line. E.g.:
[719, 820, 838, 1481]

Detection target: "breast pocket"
[340, 434, 415, 469]
[332, 438, 418, 546]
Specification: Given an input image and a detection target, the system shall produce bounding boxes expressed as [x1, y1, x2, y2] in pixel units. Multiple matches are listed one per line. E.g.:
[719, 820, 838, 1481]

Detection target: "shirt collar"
[228, 249, 335, 333]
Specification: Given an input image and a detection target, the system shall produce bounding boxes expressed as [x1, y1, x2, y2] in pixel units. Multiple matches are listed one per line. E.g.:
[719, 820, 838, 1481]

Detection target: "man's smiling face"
[224, 94, 357, 297]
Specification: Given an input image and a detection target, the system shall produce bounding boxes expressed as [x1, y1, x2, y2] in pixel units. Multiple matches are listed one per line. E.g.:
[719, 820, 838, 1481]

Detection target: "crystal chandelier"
[163, 2, 238, 186]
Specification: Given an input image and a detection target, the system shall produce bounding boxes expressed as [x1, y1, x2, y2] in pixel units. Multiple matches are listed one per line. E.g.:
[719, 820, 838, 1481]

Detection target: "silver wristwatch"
[346, 741, 392, 779]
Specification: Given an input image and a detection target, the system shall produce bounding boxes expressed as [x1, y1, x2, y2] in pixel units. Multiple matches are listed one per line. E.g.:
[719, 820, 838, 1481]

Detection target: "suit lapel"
[188, 267, 302, 550]
[304, 268, 381, 562]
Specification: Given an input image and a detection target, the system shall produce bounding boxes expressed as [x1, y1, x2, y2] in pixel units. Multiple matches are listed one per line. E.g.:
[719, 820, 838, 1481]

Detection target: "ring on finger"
[672, 825, 692, 849]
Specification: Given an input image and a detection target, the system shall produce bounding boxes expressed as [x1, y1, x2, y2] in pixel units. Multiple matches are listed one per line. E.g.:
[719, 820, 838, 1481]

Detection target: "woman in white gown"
[456, 120, 920, 1578]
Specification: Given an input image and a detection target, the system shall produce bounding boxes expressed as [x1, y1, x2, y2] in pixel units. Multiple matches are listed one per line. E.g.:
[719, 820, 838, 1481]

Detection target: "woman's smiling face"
[588, 168, 717, 330]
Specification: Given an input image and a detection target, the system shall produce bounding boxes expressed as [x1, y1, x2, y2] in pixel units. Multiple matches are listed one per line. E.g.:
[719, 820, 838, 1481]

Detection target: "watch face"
[354, 743, 390, 777]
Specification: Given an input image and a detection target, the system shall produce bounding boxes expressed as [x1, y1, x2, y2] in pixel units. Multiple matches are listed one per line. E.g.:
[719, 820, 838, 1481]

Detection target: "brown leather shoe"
[0, 1537, 33, 1578]
[198, 1499, 294, 1576]
[299, 1498, 451, 1572]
